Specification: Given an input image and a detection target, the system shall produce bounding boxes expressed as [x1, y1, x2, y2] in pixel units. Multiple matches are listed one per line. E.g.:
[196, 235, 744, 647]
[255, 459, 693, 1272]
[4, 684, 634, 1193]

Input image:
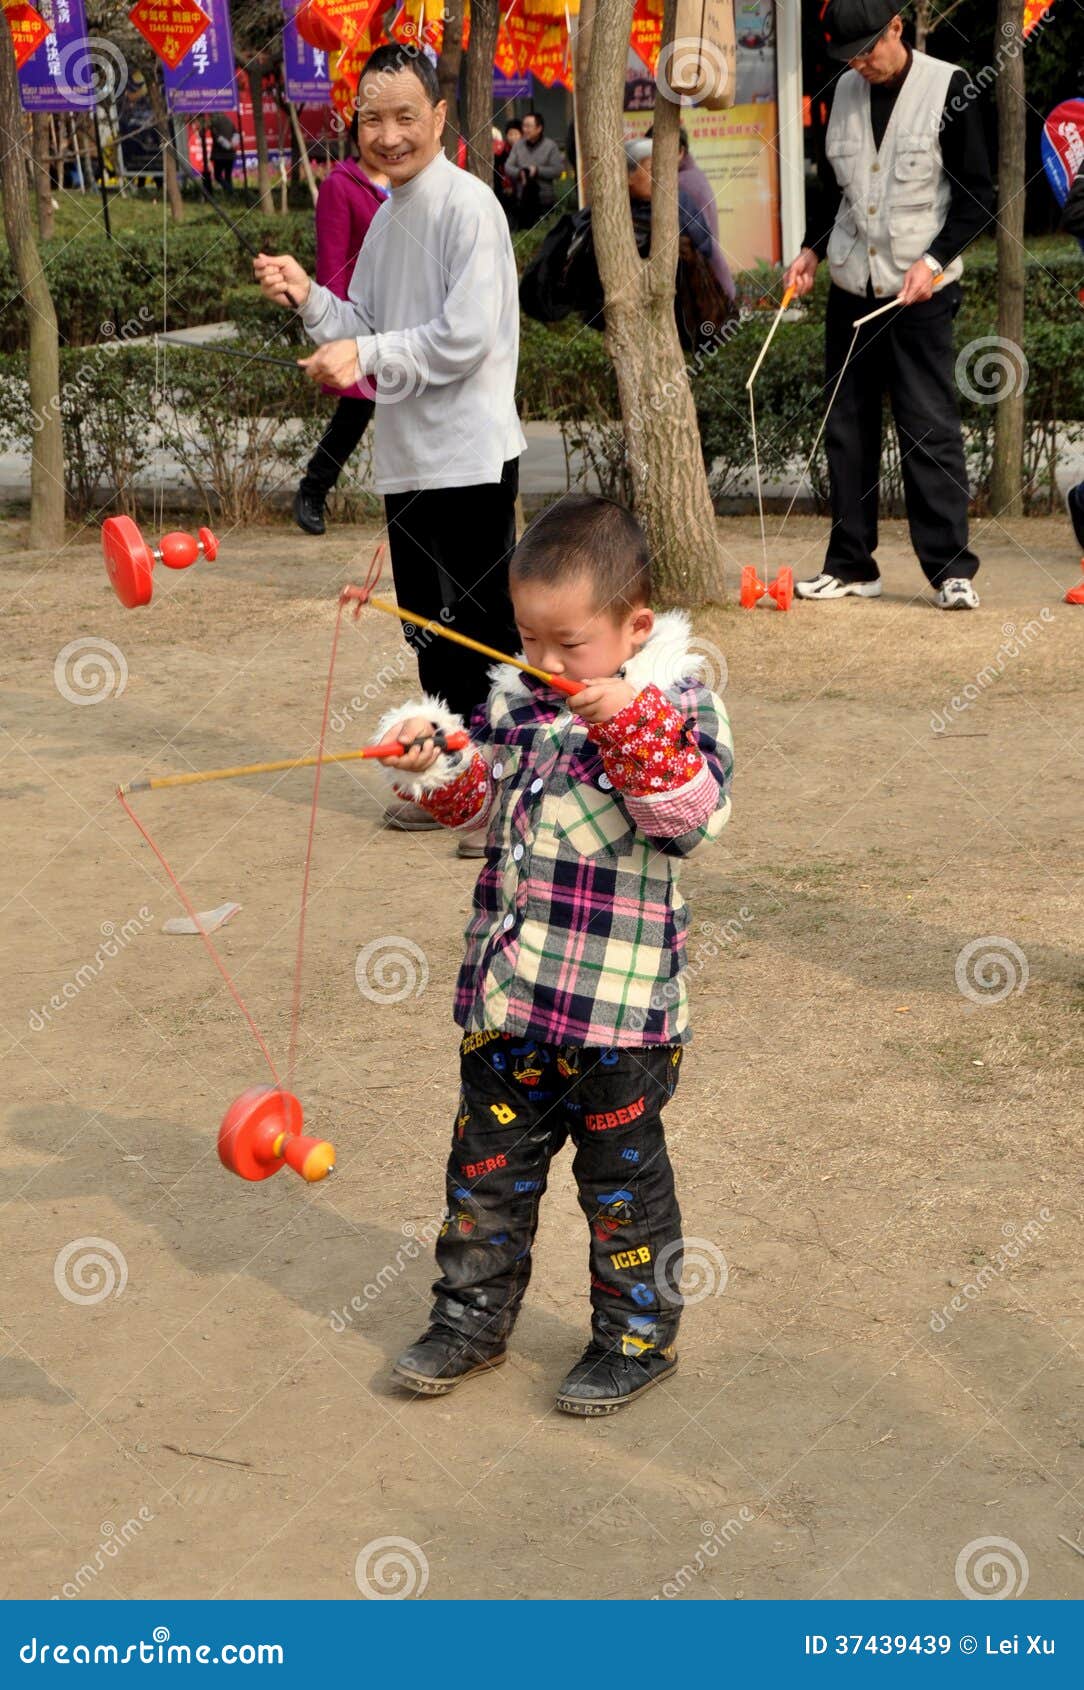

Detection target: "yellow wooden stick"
[119, 735, 466, 796]
[360, 593, 580, 698]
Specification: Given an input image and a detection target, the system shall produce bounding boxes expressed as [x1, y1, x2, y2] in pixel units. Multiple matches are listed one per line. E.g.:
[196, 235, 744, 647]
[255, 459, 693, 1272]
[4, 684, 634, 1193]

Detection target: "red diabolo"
[217, 1088, 337, 1183]
[740, 565, 794, 612]
[103, 516, 218, 609]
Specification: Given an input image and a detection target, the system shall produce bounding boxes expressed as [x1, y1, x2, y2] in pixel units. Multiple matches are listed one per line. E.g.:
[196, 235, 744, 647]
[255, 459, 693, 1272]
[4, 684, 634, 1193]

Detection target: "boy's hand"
[375, 716, 445, 774]
[567, 677, 638, 725]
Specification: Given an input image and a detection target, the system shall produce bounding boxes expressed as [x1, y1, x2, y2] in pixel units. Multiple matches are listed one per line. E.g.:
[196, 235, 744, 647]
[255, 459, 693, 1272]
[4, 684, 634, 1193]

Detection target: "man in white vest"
[783, 1, 994, 609]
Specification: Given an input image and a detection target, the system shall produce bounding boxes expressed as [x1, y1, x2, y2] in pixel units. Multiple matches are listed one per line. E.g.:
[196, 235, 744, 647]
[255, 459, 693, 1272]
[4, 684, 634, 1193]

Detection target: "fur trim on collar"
[487, 609, 708, 698]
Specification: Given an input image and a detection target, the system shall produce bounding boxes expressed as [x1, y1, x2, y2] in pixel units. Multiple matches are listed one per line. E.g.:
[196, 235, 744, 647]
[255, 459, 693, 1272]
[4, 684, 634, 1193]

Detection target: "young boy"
[377, 495, 732, 1415]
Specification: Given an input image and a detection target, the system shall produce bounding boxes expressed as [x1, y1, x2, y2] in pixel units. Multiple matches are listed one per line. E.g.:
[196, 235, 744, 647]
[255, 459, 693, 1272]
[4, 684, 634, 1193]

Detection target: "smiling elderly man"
[783, 0, 994, 610]
[255, 44, 525, 842]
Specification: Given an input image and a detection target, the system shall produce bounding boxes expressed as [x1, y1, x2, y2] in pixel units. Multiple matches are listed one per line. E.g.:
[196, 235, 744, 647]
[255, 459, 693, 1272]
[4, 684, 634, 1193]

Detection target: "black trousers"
[430, 1036, 685, 1357]
[212, 155, 233, 190]
[383, 459, 520, 721]
[300, 395, 375, 499]
[823, 282, 979, 586]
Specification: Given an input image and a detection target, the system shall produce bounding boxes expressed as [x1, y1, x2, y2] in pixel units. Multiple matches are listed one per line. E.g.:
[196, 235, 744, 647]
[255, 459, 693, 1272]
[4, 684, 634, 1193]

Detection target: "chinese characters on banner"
[162, 0, 236, 111]
[282, 0, 332, 103]
[15, 0, 96, 111]
[3, 0, 50, 70]
[127, 0, 210, 72]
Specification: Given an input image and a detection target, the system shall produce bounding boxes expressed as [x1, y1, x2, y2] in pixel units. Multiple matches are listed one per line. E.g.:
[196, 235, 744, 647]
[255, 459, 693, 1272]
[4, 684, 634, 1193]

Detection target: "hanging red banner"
[127, 0, 211, 71]
[1023, 0, 1055, 37]
[630, 0, 663, 77]
[3, 0, 50, 70]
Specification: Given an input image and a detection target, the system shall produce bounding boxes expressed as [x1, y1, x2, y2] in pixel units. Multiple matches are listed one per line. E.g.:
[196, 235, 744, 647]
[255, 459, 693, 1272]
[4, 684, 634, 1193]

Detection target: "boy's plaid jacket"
[378, 611, 733, 1048]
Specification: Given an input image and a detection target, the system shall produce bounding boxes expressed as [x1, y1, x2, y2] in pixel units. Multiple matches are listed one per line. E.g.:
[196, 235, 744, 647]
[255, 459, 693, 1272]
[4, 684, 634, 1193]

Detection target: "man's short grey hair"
[625, 138, 652, 171]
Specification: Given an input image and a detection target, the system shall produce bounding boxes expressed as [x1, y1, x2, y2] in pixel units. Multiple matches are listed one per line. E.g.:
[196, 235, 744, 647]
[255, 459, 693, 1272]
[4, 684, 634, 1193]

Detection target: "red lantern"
[295, 0, 343, 54]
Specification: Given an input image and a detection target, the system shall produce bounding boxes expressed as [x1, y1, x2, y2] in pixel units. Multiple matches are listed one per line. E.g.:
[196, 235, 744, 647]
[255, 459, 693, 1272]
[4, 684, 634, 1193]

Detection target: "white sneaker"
[936, 577, 980, 610]
[795, 572, 883, 600]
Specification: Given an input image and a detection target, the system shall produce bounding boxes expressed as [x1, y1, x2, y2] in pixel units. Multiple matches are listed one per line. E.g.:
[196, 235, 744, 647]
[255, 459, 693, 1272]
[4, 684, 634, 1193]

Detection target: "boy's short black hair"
[510, 494, 652, 617]
[357, 43, 441, 108]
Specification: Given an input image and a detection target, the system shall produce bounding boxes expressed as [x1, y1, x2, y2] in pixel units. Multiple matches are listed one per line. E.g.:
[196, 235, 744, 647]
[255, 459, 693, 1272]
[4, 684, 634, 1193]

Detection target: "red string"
[341, 542, 385, 617]
[116, 787, 282, 1086]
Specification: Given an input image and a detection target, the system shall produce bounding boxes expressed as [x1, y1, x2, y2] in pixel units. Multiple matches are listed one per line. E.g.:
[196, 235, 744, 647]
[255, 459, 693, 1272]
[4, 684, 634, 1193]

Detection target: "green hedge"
[0, 213, 317, 353]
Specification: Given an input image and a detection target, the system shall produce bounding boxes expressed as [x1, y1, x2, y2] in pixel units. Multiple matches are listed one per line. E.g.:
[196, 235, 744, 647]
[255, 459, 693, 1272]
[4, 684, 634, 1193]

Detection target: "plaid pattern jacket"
[379, 612, 733, 1048]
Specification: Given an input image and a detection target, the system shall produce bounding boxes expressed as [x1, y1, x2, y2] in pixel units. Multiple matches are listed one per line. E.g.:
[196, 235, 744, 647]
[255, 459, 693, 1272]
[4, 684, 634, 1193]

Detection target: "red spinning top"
[217, 1087, 336, 1183]
[740, 565, 794, 612]
[103, 516, 218, 609]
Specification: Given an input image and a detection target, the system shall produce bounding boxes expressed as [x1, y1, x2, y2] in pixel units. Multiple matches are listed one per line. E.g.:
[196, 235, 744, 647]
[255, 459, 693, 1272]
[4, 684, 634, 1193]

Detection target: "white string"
[749, 385, 768, 578]
[775, 322, 862, 538]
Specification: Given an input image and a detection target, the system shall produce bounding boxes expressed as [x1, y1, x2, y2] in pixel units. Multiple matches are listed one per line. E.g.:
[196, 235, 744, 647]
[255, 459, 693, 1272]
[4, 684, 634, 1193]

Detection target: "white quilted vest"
[825, 50, 963, 299]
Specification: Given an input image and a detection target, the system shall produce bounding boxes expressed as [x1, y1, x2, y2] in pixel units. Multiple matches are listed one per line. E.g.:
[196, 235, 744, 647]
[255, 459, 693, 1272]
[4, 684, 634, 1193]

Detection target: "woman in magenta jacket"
[294, 145, 388, 536]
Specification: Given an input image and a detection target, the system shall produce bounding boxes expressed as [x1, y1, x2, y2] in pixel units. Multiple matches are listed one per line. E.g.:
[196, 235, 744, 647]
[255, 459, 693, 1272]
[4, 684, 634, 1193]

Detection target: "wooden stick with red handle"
[119, 730, 472, 795]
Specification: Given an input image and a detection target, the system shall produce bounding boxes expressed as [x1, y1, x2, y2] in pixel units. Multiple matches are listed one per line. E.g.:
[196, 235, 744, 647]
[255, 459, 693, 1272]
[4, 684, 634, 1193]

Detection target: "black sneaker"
[1067, 482, 1084, 552]
[293, 487, 326, 536]
[555, 1339, 678, 1417]
[392, 1324, 507, 1397]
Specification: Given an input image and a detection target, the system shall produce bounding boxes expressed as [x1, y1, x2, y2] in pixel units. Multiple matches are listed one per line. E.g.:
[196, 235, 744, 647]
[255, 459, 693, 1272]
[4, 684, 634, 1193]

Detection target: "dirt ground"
[1, 510, 1082, 1603]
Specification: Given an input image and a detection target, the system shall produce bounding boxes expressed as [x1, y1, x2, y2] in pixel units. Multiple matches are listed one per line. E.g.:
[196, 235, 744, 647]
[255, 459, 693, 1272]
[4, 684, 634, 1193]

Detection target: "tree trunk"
[462, 0, 499, 182]
[31, 113, 55, 240]
[914, 0, 931, 51]
[582, 0, 727, 603]
[437, 0, 464, 162]
[0, 25, 64, 549]
[148, 73, 184, 222]
[244, 62, 274, 212]
[990, 0, 1027, 517]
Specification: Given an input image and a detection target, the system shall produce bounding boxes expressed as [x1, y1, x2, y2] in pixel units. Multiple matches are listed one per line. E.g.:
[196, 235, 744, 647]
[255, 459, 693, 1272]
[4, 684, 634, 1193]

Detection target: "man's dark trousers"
[383, 459, 520, 721]
[823, 281, 979, 587]
[429, 1036, 685, 1358]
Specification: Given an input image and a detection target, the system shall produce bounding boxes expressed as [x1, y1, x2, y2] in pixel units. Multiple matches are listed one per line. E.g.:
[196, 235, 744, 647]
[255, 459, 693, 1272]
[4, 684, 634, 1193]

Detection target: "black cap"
[824, 0, 900, 62]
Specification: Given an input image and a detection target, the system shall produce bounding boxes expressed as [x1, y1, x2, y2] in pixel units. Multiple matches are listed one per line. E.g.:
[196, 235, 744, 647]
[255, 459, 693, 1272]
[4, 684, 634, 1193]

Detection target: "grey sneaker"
[455, 827, 488, 859]
[383, 799, 442, 831]
[936, 577, 980, 610]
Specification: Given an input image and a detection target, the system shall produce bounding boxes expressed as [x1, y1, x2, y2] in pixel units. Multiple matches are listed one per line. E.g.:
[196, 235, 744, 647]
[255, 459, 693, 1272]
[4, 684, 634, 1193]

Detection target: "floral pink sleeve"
[586, 683, 704, 795]
[393, 752, 492, 830]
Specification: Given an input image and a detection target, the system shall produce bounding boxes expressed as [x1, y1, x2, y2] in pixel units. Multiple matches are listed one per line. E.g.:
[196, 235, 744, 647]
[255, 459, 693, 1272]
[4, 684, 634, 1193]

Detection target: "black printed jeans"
[429, 1034, 685, 1358]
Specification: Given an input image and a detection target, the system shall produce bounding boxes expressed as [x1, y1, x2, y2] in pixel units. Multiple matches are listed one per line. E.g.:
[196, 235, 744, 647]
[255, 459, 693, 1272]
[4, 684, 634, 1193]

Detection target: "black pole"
[199, 120, 212, 192]
[157, 335, 300, 370]
[91, 103, 112, 240]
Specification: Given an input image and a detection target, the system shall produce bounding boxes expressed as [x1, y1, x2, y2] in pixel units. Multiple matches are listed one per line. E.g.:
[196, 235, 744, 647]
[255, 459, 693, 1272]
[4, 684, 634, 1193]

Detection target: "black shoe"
[392, 1324, 507, 1397]
[1067, 483, 1084, 552]
[555, 1339, 678, 1417]
[293, 487, 326, 536]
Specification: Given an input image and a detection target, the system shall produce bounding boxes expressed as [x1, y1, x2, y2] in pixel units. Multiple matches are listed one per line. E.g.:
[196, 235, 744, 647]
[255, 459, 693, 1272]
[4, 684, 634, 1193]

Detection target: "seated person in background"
[626, 139, 735, 304]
